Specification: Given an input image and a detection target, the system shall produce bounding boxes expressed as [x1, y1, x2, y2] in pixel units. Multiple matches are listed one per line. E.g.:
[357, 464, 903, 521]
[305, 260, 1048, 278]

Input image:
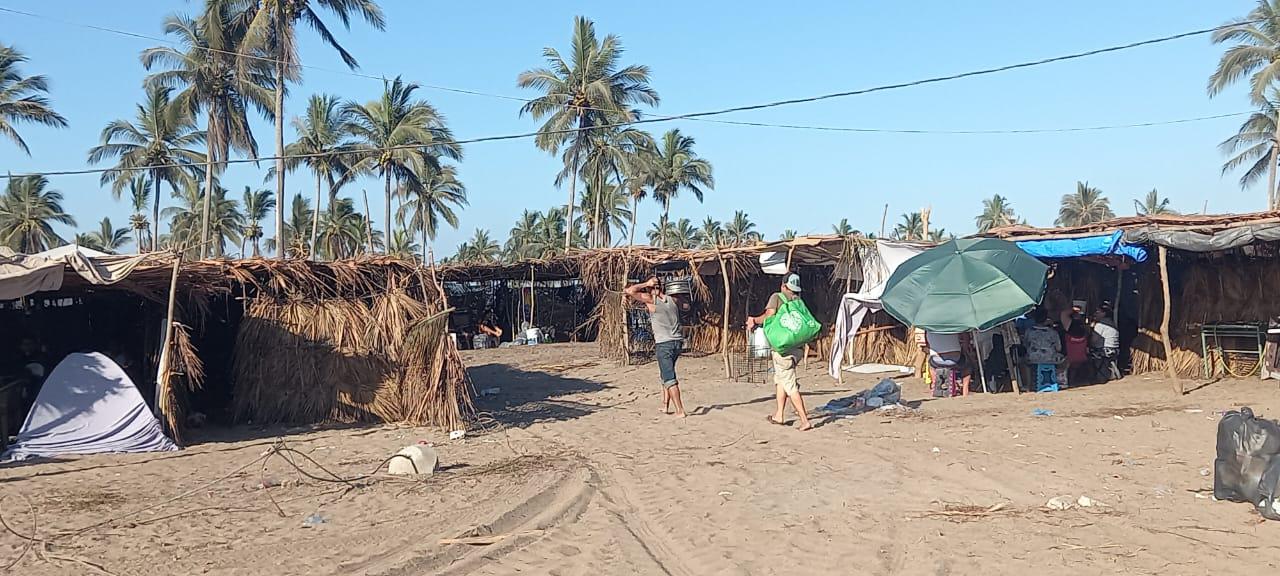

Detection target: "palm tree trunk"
[421, 219, 429, 264]
[253, 236, 260, 258]
[201, 110, 215, 260]
[592, 169, 604, 248]
[629, 196, 638, 247]
[659, 200, 671, 248]
[151, 172, 161, 252]
[383, 170, 392, 252]
[1271, 110, 1280, 211]
[310, 171, 322, 260]
[273, 51, 287, 260]
[565, 145, 581, 252]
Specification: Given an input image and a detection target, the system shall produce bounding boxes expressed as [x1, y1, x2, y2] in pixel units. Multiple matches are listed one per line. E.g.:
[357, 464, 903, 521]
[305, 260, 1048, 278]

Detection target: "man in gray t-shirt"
[625, 277, 689, 418]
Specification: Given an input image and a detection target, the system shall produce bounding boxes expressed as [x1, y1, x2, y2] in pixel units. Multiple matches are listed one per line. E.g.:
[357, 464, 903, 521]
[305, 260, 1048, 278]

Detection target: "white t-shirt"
[1092, 320, 1120, 350]
[926, 332, 962, 358]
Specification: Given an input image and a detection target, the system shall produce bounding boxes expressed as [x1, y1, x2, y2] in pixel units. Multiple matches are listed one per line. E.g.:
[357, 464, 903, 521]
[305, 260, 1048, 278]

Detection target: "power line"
[0, 4, 1263, 126]
[0, 110, 1251, 181]
[0, 6, 1260, 180]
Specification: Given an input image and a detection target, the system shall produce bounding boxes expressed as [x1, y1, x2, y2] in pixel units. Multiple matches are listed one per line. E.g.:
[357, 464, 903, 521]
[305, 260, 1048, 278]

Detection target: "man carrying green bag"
[747, 273, 818, 431]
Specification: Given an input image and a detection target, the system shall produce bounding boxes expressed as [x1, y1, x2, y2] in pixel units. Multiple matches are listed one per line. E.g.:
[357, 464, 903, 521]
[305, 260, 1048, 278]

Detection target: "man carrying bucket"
[624, 277, 690, 418]
[747, 273, 815, 431]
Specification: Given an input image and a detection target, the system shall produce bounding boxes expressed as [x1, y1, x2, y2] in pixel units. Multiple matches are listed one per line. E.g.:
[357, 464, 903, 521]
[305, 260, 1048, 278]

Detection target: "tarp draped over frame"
[2, 353, 178, 460]
[1015, 231, 1148, 262]
[0, 246, 151, 300]
[828, 241, 928, 379]
[1123, 224, 1280, 253]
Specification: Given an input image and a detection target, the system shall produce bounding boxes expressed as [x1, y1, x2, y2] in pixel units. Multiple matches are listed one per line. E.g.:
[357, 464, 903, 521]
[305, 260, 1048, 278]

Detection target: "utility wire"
[0, 110, 1250, 180]
[0, 4, 1261, 125]
[0, 6, 1259, 180]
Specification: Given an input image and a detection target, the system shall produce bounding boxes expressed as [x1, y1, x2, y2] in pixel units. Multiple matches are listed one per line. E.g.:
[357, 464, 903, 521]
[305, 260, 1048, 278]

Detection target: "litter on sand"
[449, 430, 467, 440]
[1032, 408, 1054, 417]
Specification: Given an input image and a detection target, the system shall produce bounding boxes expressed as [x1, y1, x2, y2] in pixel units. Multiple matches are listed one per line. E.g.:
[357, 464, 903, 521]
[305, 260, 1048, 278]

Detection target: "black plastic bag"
[1214, 407, 1280, 504]
[1258, 458, 1280, 521]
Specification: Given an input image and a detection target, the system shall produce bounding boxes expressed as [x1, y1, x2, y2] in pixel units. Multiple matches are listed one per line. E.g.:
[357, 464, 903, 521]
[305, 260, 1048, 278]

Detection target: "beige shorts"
[771, 349, 800, 394]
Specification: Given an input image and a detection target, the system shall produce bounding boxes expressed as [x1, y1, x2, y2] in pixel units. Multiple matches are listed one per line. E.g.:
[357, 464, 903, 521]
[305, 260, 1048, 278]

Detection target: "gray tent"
[2, 352, 176, 461]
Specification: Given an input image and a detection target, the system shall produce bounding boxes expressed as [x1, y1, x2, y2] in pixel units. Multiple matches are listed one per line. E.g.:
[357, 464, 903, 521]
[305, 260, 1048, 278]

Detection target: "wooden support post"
[154, 251, 184, 437]
[529, 265, 535, 328]
[717, 249, 732, 379]
[1158, 245, 1181, 395]
[361, 189, 375, 255]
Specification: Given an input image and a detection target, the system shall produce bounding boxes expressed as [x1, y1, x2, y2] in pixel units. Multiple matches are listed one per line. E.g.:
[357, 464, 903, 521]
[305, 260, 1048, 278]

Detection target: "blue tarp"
[1015, 230, 1148, 263]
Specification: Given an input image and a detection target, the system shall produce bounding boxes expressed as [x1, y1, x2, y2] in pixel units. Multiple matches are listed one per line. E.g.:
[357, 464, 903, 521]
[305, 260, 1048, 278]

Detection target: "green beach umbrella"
[881, 237, 1048, 334]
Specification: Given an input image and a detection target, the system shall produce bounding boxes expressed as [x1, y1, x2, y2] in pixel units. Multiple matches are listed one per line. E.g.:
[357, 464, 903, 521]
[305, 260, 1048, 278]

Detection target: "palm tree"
[1221, 96, 1280, 192]
[832, 219, 856, 236]
[1209, 0, 1280, 208]
[893, 212, 924, 241]
[125, 174, 153, 253]
[779, 229, 798, 241]
[620, 141, 655, 247]
[77, 217, 132, 254]
[667, 218, 697, 249]
[396, 164, 466, 262]
[279, 94, 349, 253]
[1135, 189, 1177, 216]
[0, 44, 69, 155]
[506, 209, 543, 260]
[1056, 181, 1115, 227]
[343, 77, 462, 249]
[576, 126, 649, 248]
[577, 180, 631, 247]
[87, 85, 206, 251]
[0, 176, 75, 252]
[165, 182, 244, 257]
[723, 211, 761, 247]
[240, 186, 274, 257]
[265, 193, 314, 257]
[458, 229, 501, 263]
[316, 197, 372, 259]
[222, 0, 385, 259]
[927, 228, 953, 243]
[142, 12, 272, 259]
[975, 194, 1019, 233]
[518, 16, 659, 250]
[648, 129, 714, 245]
[386, 228, 420, 260]
[698, 216, 724, 248]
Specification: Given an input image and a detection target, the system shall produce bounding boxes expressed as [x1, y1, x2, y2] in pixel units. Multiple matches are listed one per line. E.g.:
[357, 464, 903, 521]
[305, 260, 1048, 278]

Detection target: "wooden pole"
[973, 329, 987, 394]
[880, 203, 888, 238]
[154, 251, 184, 433]
[921, 206, 931, 241]
[529, 265, 535, 329]
[717, 249, 732, 379]
[1158, 245, 1181, 395]
[1114, 267, 1122, 323]
[361, 188, 375, 254]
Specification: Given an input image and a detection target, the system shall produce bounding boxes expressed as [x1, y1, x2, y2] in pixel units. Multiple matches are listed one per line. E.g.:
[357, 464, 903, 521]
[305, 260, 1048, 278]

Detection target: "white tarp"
[829, 241, 928, 379]
[0, 247, 151, 301]
[2, 352, 177, 461]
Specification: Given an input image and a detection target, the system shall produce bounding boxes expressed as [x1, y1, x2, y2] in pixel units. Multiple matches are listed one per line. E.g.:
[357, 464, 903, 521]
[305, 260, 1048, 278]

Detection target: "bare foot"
[797, 422, 814, 431]
[676, 412, 687, 418]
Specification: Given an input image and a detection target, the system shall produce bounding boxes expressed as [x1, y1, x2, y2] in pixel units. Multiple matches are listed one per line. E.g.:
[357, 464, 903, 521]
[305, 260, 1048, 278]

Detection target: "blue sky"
[0, 0, 1266, 255]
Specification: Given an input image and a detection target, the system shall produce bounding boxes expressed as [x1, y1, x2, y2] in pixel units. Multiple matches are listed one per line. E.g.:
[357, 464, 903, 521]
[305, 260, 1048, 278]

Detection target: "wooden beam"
[155, 251, 184, 442]
[717, 249, 732, 379]
[1158, 245, 1181, 395]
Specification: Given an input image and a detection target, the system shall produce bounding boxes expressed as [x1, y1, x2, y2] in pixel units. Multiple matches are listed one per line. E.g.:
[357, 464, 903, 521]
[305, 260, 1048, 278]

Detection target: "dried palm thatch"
[1129, 253, 1280, 378]
[157, 322, 204, 445]
[220, 259, 469, 428]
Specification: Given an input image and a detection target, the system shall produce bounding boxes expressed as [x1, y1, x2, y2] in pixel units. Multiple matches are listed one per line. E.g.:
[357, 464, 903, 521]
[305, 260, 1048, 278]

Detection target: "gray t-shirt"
[650, 294, 684, 344]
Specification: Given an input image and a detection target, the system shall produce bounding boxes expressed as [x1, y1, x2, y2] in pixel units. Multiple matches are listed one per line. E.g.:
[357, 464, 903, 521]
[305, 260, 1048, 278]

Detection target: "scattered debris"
[931, 447, 941, 454]
[388, 444, 439, 476]
[449, 430, 467, 441]
[1077, 495, 1109, 508]
[1046, 496, 1074, 511]
[1032, 408, 1054, 417]
[302, 513, 327, 528]
[923, 502, 1012, 521]
[440, 530, 544, 546]
[479, 387, 501, 396]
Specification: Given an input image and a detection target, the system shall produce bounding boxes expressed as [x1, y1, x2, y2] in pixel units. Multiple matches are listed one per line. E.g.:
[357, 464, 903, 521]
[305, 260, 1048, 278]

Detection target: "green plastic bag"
[763, 293, 821, 353]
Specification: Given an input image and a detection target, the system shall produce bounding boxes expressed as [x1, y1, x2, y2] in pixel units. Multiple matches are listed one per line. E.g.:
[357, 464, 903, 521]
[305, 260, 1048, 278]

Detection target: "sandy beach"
[3, 342, 1279, 575]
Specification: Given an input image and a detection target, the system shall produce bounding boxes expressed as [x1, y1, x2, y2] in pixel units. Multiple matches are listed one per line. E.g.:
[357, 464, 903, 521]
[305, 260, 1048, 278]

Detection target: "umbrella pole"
[973, 329, 988, 394]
